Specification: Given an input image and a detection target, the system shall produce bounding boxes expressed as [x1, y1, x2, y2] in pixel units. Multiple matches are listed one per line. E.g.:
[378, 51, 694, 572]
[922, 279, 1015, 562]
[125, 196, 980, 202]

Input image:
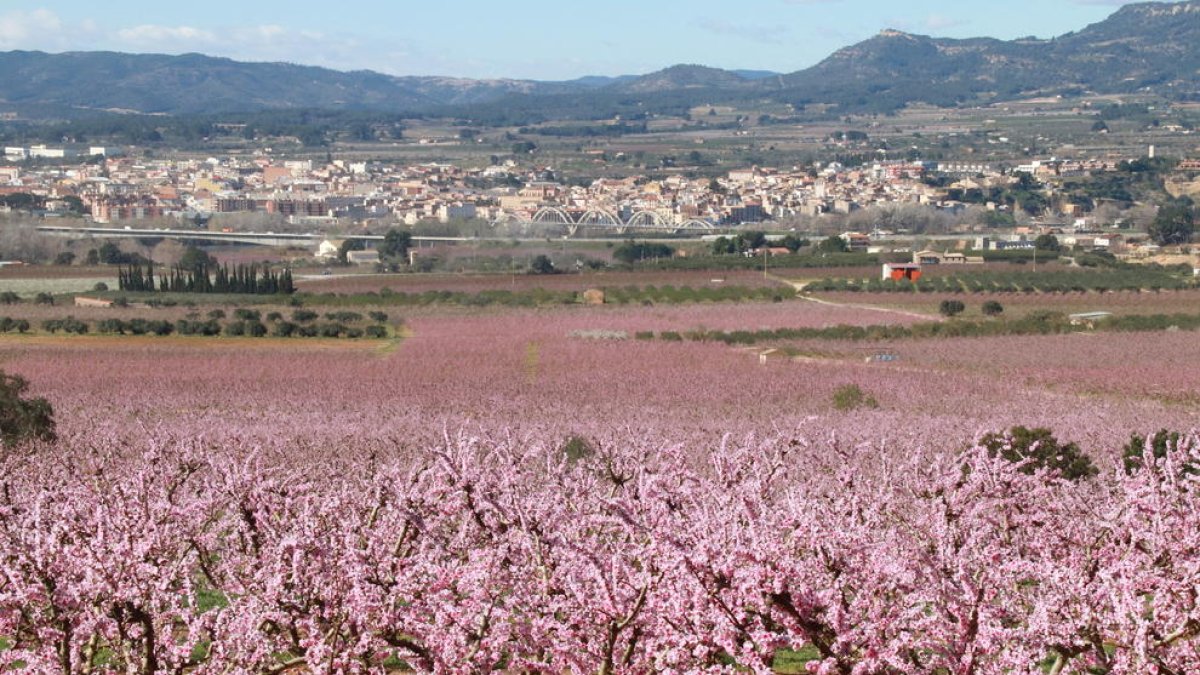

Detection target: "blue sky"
[0, 1, 1150, 80]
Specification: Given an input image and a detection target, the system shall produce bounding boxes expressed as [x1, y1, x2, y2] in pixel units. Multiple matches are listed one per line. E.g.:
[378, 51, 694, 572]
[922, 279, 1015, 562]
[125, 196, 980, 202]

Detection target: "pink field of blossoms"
[2, 295, 1199, 673]
[296, 269, 783, 295]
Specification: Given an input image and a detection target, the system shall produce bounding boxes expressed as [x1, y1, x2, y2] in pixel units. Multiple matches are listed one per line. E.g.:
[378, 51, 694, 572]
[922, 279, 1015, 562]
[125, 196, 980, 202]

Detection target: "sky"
[0, 0, 1158, 80]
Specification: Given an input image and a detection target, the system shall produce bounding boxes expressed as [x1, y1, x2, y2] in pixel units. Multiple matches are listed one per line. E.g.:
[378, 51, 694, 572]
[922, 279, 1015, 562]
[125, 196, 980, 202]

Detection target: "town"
[0, 143, 1181, 262]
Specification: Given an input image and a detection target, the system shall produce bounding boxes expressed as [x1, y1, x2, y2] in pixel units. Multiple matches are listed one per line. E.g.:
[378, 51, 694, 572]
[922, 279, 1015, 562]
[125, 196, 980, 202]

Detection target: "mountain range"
[1, 0, 1199, 120]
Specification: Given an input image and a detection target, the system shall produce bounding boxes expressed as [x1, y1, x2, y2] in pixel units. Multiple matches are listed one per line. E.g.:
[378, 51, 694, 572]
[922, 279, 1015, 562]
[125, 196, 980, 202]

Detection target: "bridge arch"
[532, 206, 574, 224]
[679, 219, 716, 231]
[627, 210, 667, 228]
[577, 209, 622, 226]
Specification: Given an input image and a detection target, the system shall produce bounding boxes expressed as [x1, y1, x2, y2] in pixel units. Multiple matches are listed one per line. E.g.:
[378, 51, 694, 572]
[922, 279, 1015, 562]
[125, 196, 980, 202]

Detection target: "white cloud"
[924, 14, 967, 31]
[696, 18, 791, 45]
[117, 24, 217, 45]
[0, 8, 63, 47]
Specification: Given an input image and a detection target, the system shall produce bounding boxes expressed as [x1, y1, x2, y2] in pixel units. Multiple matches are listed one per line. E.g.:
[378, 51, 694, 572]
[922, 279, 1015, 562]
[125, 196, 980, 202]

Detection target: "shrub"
[982, 300, 1004, 317]
[92, 282, 109, 292]
[978, 426, 1098, 481]
[234, 308, 261, 321]
[832, 384, 878, 411]
[292, 309, 319, 323]
[224, 321, 246, 337]
[368, 311, 389, 323]
[245, 321, 268, 338]
[560, 435, 595, 463]
[939, 299, 965, 317]
[364, 325, 388, 339]
[266, 312, 283, 322]
[1122, 430, 1197, 475]
[97, 319, 127, 334]
[34, 293, 54, 306]
[324, 311, 363, 323]
[0, 292, 19, 305]
[207, 309, 226, 320]
[318, 323, 345, 338]
[0, 370, 55, 446]
[272, 321, 298, 338]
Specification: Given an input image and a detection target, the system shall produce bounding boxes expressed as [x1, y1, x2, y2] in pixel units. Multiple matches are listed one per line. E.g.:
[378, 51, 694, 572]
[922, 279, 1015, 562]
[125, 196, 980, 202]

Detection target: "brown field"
[296, 268, 786, 294]
[809, 288, 1200, 319]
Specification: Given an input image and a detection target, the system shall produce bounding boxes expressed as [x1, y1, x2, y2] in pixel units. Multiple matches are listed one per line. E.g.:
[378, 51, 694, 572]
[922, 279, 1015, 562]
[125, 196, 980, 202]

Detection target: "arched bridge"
[507, 207, 715, 235]
[34, 225, 474, 247]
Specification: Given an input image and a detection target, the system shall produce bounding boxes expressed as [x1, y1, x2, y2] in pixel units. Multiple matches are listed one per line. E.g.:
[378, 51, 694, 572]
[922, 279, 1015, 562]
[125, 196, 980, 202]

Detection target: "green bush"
[272, 321, 298, 338]
[560, 435, 595, 463]
[0, 370, 55, 446]
[939, 299, 966, 317]
[979, 426, 1097, 481]
[1122, 430, 1196, 475]
[832, 384, 878, 411]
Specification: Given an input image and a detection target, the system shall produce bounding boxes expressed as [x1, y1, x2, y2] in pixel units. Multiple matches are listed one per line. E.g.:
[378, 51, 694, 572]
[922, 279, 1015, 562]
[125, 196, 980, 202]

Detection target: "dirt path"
[773, 275, 940, 322]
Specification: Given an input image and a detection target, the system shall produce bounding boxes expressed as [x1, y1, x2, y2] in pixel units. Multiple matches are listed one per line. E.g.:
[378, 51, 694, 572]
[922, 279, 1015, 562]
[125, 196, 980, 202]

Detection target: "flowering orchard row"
[2, 429, 1199, 674]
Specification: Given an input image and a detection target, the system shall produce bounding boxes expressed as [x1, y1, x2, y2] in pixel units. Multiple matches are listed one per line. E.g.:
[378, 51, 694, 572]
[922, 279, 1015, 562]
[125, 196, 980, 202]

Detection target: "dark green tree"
[1148, 203, 1195, 246]
[338, 239, 366, 263]
[379, 229, 413, 261]
[0, 371, 55, 447]
[613, 240, 674, 264]
[982, 300, 1004, 317]
[1034, 234, 1061, 252]
[939, 299, 965, 317]
[1122, 430, 1196, 475]
[179, 246, 216, 274]
[979, 426, 1098, 481]
[530, 254, 556, 274]
[817, 236, 849, 253]
[97, 242, 122, 265]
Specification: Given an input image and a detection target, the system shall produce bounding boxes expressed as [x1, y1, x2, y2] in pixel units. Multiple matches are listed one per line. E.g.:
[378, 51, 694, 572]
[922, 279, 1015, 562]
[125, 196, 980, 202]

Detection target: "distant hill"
[773, 1, 1200, 109]
[1, 1, 1199, 120]
[0, 51, 592, 115]
[612, 64, 753, 93]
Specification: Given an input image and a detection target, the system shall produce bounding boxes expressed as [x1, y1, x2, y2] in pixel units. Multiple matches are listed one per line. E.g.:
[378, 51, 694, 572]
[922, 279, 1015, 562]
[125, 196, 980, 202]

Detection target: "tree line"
[118, 262, 295, 295]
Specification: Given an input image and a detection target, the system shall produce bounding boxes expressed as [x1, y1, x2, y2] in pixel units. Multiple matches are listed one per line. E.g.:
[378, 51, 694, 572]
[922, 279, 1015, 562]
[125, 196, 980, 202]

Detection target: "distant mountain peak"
[1114, 0, 1200, 17]
[614, 63, 750, 93]
[0, 0, 1196, 119]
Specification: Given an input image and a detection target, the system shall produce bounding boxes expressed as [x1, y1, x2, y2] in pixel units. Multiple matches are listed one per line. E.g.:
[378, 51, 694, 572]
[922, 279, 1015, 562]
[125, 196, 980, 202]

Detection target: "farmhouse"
[345, 250, 380, 265]
[315, 239, 343, 260]
[882, 263, 922, 282]
[914, 250, 984, 265]
[1069, 312, 1113, 329]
